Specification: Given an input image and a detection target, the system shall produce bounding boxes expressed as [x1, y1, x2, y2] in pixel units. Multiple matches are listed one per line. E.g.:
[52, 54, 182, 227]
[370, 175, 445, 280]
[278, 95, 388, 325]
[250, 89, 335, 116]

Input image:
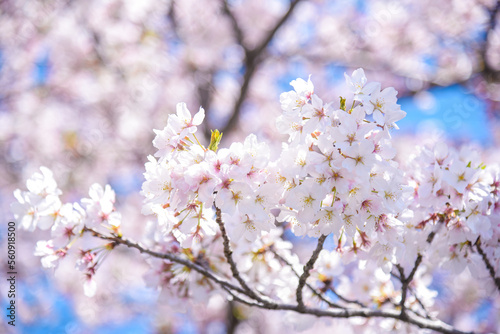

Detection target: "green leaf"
[339, 96, 346, 111]
[208, 129, 223, 152]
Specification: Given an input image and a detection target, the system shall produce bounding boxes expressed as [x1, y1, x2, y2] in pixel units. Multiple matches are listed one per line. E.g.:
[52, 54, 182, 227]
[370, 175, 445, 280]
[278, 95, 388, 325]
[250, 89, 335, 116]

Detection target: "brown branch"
[391, 270, 432, 320]
[408, 286, 433, 320]
[397, 222, 440, 319]
[167, 0, 179, 35]
[475, 237, 500, 292]
[81, 227, 477, 334]
[219, 0, 303, 137]
[220, 285, 264, 309]
[214, 207, 272, 306]
[271, 247, 343, 309]
[397, 264, 411, 319]
[480, 0, 500, 82]
[328, 286, 366, 308]
[296, 234, 327, 309]
[225, 301, 242, 334]
[249, 0, 302, 63]
[220, 0, 247, 51]
[82, 227, 248, 296]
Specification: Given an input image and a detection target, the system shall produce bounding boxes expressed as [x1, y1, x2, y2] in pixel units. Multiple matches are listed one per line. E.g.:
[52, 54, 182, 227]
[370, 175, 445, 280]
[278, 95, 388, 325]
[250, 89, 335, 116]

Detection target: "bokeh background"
[1, 0, 499, 333]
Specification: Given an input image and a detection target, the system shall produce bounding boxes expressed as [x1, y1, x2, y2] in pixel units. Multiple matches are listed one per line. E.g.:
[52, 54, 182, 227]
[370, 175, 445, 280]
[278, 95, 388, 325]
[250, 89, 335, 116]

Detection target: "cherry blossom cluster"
[11, 167, 121, 296]
[142, 102, 276, 246]
[403, 143, 500, 277]
[4, 0, 500, 331]
[11, 69, 500, 333]
[274, 70, 410, 272]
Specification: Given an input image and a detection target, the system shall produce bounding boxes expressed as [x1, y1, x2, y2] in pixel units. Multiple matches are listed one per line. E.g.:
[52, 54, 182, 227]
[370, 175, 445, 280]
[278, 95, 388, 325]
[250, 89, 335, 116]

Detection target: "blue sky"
[397, 84, 492, 146]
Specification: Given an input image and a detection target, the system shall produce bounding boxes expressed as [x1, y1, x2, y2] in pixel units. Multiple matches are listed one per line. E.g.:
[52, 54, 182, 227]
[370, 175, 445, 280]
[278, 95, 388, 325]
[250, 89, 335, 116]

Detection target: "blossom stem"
[192, 133, 205, 150]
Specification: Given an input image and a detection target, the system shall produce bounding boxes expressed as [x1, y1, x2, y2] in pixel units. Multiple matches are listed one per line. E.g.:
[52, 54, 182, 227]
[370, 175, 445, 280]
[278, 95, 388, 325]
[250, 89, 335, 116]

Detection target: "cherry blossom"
[11, 69, 500, 334]
[81, 183, 121, 230]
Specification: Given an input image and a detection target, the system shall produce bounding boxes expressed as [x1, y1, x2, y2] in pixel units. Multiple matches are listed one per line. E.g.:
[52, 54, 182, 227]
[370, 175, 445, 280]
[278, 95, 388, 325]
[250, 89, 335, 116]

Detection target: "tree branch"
[264, 303, 473, 334]
[296, 234, 327, 309]
[479, 0, 500, 82]
[214, 207, 273, 306]
[397, 221, 440, 318]
[408, 286, 433, 320]
[220, 285, 265, 309]
[219, 0, 303, 137]
[82, 227, 477, 334]
[82, 227, 248, 296]
[328, 286, 366, 308]
[220, 0, 247, 51]
[225, 301, 242, 334]
[475, 237, 500, 292]
[270, 247, 343, 309]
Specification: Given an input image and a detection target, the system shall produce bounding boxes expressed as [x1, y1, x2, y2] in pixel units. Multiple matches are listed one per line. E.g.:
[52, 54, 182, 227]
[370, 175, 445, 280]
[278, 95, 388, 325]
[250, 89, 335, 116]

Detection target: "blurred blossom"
[2, 0, 500, 333]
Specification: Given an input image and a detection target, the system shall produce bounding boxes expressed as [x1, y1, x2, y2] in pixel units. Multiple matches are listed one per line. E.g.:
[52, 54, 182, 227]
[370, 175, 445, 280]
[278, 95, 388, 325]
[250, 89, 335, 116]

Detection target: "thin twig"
[271, 247, 343, 308]
[220, 0, 303, 136]
[480, 0, 500, 82]
[220, 285, 265, 309]
[409, 286, 433, 320]
[296, 234, 327, 309]
[475, 237, 500, 292]
[397, 222, 441, 319]
[249, 0, 302, 62]
[214, 207, 272, 306]
[391, 269, 432, 320]
[83, 227, 247, 296]
[328, 286, 366, 308]
[397, 264, 410, 318]
[220, 0, 247, 51]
